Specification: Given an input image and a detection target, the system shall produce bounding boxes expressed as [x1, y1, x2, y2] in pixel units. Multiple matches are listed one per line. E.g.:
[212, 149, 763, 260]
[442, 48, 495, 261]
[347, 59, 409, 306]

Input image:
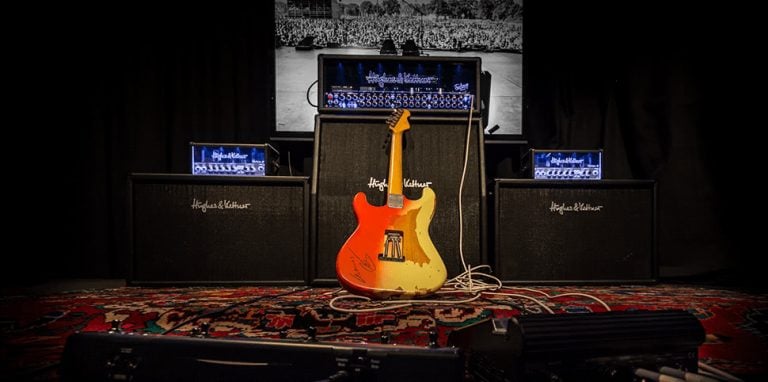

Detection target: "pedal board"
[448, 310, 705, 382]
[61, 331, 463, 382]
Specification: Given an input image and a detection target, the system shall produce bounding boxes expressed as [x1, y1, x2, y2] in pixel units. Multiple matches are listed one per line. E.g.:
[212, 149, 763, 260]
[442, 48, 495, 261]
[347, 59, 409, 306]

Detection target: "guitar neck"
[388, 130, 404, 197]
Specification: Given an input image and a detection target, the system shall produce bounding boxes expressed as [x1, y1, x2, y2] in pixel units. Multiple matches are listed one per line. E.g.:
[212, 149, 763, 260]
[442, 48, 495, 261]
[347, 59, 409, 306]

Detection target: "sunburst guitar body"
[336, 109, 447, 299]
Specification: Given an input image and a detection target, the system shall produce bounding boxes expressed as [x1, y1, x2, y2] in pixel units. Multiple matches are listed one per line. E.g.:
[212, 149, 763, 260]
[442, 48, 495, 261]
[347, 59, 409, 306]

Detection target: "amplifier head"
[317, 54, 481, 116]
[521, 149, 603, 180]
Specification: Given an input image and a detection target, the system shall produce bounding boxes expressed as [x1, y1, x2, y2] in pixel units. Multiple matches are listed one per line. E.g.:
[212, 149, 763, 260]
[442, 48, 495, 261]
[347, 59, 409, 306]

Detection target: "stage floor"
[1, 281, 766, 380]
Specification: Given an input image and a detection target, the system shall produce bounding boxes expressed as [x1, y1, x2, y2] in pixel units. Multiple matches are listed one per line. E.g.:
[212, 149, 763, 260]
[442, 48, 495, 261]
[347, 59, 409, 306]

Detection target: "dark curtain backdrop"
[8, 2, 756, 286]
[525, 1, 754, 283]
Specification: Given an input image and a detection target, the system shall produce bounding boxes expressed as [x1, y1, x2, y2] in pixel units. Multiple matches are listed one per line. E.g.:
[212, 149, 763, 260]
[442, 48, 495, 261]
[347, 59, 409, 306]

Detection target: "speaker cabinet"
[494, 179, 656, 283]
[129, 174, 309, 285]
[311, 114, 486, 283]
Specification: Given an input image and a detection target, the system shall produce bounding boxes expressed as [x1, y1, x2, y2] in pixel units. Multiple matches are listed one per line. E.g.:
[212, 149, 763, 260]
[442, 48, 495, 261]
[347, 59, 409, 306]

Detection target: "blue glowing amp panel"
[525, 149, 603, 180]
[190, 142, 279, 176]
[318, 54, 481, 114]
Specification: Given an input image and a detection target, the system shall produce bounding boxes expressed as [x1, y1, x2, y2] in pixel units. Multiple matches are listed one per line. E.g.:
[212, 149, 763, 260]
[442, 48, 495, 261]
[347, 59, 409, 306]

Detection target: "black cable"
[481, 297, 530, 314]
[306, 80, 318, 108]
[162, 287, 310, 335]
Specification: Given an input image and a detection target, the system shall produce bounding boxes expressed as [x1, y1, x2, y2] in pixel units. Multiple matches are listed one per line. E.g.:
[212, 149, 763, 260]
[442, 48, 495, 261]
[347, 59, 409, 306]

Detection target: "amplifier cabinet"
[129, 174, 309, 285]
[311, 114, 487, 284]
[493, 179, 657, 283]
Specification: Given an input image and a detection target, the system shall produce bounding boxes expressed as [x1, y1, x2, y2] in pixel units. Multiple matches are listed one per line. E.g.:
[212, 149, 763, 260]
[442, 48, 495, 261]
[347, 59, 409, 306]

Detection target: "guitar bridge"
[378, 230, 405, 262]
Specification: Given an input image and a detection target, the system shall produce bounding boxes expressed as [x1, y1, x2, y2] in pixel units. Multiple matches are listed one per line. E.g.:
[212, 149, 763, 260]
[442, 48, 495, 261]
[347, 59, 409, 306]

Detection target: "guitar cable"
[161, 286, 310, 335]
[443, 95, 503, 295]
[457, 95, 474, 272]
[438, 97, 611, 313]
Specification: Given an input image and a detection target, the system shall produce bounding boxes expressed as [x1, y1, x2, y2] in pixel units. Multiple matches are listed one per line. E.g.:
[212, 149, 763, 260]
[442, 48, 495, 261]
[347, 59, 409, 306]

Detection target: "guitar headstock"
[386, 109, 411, 134]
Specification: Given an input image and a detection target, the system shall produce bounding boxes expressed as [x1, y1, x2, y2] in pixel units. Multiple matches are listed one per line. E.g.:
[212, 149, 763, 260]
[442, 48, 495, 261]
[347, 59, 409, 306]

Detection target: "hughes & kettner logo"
[367, 177, 433, 192]
[191, 198, 251, 213]
[212, 151, 248, 160]
[365, 71, 438, 87]
[549, 201, 604, 215]
[550, 157, 585, 165]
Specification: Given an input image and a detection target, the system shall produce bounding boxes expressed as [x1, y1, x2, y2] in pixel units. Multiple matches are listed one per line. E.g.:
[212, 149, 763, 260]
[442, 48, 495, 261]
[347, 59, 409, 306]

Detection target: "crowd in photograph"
[275, 15, 522, 52]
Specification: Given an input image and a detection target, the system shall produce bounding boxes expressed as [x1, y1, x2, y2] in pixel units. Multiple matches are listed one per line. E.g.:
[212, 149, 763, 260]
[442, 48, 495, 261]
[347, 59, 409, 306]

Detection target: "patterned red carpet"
[1, 284, 766, 380]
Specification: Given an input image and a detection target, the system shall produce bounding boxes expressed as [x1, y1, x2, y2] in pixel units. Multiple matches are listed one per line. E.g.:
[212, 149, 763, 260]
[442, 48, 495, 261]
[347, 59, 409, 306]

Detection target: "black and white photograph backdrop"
[274, 0, 523, 136]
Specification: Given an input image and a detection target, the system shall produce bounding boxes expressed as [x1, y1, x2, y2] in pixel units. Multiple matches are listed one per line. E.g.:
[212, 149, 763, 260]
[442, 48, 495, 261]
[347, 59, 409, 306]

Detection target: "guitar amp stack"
[312, 54, 488, 284]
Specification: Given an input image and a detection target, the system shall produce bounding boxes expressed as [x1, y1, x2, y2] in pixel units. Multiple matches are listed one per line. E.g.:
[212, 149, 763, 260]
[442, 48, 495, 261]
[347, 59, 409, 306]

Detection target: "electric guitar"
[336, 109, 447, 299]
